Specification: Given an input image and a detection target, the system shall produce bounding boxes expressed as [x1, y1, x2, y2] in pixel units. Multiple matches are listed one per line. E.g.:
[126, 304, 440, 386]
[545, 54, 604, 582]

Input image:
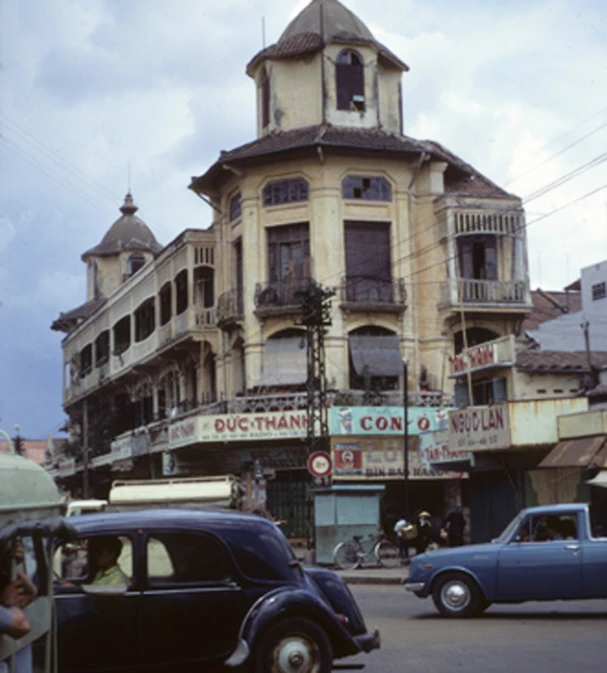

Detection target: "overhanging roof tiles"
[516, 350, 607, 373]
[539, 436, 606, 469]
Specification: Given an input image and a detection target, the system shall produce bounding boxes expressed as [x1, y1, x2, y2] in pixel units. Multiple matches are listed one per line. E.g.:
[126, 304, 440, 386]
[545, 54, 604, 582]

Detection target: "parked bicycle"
[333, 531, 400, 570]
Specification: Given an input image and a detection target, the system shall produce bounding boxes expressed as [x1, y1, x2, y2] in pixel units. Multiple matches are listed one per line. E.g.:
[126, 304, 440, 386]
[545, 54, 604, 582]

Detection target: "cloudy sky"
[1, 0, 606, 438]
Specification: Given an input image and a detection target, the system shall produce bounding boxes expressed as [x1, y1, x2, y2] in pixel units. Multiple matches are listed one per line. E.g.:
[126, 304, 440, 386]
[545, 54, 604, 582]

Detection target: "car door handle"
[564, 544, 580, 551]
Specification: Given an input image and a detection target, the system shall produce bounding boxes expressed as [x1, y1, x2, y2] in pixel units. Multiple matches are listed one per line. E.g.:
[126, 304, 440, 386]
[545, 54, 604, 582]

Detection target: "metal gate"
[266, 470, 310, 540]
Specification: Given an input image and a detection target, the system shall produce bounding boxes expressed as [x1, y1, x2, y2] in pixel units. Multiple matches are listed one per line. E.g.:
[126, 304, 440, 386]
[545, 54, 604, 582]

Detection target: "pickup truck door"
[497, 540, 582, 600]
[581, 537, 607, 598]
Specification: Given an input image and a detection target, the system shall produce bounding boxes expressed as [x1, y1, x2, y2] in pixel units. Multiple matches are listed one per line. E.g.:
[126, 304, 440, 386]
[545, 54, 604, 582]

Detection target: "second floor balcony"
[340, 276, 406, 314]
[254, 279, 310, 317]
[441, 278, 530, 309]
[216, 289, 244, 330]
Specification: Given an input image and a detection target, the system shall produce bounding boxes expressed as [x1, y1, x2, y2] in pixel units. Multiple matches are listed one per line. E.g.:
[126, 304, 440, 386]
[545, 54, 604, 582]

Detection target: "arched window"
[348, 326, 401, 392]
[128, 253, 146, 277]
[336, 50, 364, 111]
[261, 68, 271, 128]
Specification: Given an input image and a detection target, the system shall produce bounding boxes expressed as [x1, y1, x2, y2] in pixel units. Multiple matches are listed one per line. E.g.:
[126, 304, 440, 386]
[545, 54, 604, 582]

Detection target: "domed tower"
[81, 193, 162, 301]
[247, 0, 408, 137]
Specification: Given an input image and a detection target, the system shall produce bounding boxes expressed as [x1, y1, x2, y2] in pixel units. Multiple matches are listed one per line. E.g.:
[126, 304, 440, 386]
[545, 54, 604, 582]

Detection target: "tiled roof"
[516, 350, 607, 373]
[51, 296, 107, 332]
[190, 125, 515, 199]
[522, 289, 582, 331]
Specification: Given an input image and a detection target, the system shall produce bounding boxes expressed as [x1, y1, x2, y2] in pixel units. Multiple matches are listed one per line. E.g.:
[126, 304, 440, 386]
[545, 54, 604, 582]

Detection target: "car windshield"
[494, 511, 525, 543]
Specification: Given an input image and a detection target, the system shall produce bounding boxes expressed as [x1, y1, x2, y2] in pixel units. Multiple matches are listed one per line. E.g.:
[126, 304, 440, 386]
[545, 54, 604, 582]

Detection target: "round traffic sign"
[307, 451, 333, 478]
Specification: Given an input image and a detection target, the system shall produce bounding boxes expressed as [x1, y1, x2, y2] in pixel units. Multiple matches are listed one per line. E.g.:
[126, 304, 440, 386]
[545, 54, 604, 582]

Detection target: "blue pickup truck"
[405, 503, 607, 617]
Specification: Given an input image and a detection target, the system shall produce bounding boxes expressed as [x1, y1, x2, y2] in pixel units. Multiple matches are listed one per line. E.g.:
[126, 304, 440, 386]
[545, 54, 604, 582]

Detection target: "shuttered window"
[268, 223, 310, 283]
[344, 221, 391, 302]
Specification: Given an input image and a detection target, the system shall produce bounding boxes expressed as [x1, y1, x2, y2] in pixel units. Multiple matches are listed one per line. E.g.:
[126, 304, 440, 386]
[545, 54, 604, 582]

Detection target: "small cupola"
[81, 193, 162, 300]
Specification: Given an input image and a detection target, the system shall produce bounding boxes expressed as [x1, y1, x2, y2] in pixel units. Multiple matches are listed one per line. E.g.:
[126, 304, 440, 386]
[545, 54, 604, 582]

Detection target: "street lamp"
[403, 358, 409, 519]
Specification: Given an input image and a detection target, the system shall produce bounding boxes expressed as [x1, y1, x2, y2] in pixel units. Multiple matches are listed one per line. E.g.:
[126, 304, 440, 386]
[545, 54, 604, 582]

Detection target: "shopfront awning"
[349, 335, 403, 377]
[538, 435, 606, 469]
[258, 336, 307, 386]
[586, 471, 607, 488]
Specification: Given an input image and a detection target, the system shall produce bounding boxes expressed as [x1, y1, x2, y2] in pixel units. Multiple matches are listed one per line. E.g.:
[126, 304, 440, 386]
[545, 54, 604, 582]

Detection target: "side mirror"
[81, 583, 128, 596]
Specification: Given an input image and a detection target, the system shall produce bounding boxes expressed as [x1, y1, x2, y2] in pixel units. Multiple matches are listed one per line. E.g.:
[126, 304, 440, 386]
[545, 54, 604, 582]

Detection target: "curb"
[338, 574, 406, 586]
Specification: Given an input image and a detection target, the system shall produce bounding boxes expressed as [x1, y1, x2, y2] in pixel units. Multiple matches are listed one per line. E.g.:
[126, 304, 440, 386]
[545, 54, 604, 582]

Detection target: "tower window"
[261, 68, 271, 128]
[342, 176, 391, 201]
[128, 253, 146, 276]
[229, 192, 242, 222]
[262, 179, 309, 207]
[336, 50, 365, 111]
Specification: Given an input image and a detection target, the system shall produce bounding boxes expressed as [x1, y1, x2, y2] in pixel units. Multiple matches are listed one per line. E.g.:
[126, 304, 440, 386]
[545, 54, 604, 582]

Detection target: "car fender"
[428, 565, 489, 599]
[229, 586, 360, 664]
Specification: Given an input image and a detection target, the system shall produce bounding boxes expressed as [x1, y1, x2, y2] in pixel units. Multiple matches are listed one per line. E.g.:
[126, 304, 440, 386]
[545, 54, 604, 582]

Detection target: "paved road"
[343, 585, 607, 673]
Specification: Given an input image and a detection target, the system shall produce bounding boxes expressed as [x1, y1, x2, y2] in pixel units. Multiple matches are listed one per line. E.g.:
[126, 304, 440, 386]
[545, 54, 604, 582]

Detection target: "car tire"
[333, 541, 359, 570]
[432, 572, 484, 618]
[374, 540, 400, 568]
[252, 617, 333, 673]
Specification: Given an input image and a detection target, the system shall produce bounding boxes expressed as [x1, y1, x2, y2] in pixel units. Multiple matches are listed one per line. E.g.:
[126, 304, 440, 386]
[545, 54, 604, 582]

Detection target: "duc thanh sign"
[448, 404, 510, 452]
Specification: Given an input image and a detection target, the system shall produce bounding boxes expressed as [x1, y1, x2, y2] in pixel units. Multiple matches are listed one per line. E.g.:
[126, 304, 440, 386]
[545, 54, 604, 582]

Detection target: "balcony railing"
[339, 277, 406, 312]
[254, 279, 311, 314]
[453, 210, 522, 236]
[216, 289, 244, 328]
[442, 278, 529, 306]
[196, 307, 216, 328]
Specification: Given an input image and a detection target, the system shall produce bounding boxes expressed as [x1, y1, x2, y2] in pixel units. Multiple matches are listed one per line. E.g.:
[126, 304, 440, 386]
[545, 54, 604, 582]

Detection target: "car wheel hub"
[442, 581, 470, 610]
[274, 636, 318, 672]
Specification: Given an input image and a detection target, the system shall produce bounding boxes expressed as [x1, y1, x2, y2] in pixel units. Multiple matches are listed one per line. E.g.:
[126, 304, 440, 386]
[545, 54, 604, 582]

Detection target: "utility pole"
[297, 281, 335, 549]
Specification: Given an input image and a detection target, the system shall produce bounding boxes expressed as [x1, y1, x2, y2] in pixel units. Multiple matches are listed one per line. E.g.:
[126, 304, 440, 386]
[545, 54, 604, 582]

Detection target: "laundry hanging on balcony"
[348, 335, 403, 377]
[258, 336, 307, 386]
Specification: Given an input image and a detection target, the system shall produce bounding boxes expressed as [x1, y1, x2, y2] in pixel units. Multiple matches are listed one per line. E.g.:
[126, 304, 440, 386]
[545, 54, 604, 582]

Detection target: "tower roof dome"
[280, 0, 374, 44]
[82, 193, 163, 260]
[247, 0, 407, 76]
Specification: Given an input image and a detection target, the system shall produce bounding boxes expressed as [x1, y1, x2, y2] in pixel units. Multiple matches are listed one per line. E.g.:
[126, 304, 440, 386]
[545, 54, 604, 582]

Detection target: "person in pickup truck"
[89, 537, 129, 586]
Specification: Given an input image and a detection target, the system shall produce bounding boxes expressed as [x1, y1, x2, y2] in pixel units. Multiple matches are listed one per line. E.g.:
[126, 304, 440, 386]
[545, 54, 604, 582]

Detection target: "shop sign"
[331, 437, 466, 481]
[419, 431, 471, 467]
[57, 457, 76, 478]
[222, 446, 309, 472]
[448, 404, 510, 452]
[162, 451, 187, 477]
[199, 411, 309, 443]
[111, 432, 150, 461]
[449, 336, 515, 377]
[330, 407, 451, 437]
[168, 417, 199, 449]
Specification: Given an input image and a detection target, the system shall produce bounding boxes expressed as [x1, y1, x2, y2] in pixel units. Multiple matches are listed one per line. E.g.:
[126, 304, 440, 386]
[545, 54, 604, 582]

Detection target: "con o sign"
[307, 451, 333, 478]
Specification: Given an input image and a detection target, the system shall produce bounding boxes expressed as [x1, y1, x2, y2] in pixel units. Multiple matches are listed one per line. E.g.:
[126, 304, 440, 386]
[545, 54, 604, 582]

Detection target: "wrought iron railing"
[340, 276, 406, 306]
[254, 279, 311, 309]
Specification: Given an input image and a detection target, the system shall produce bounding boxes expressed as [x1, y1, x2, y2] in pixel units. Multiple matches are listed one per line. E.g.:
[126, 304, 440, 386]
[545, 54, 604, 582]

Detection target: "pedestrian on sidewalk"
[393, 517, 415, 564]
[442, 504, 466, 547]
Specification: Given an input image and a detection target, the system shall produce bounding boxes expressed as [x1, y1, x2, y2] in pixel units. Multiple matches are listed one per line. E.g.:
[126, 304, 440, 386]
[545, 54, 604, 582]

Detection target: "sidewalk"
[294, 547, 409, 585]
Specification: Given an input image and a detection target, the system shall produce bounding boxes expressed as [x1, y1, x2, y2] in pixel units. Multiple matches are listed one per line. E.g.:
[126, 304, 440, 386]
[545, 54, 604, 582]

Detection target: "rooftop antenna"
[262, 17, 266, 49]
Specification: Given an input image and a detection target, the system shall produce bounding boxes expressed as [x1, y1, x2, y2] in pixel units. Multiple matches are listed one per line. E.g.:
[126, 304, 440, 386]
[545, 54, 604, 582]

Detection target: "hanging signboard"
[418, 431, 471, 467]
[448, 404, 510, 452]
[331, 437, 466, 481]
[330, 406, 451, 437]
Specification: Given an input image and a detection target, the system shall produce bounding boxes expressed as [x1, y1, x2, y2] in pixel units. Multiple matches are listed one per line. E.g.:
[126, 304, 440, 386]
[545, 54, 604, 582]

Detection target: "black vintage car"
[53, 509, 380, 672]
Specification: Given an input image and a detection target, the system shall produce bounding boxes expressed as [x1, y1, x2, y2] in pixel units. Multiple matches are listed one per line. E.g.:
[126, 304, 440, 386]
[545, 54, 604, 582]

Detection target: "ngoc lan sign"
[449, 404, 510, 452]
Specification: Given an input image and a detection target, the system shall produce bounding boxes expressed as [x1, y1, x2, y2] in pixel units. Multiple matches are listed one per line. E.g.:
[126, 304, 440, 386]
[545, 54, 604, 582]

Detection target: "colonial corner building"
[51, 0, 593, 543]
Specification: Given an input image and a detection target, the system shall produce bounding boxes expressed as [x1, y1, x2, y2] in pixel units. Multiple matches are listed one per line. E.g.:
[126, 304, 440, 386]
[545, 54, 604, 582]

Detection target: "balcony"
[254, 279, 310, 318]
[339, 277, 406, 314]
[216, 289, 244, 330]
[442, 278, 529, 308]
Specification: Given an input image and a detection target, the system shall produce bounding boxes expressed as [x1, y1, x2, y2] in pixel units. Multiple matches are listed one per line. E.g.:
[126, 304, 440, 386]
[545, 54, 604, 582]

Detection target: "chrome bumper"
[404, 581, 426, 593]
[355, 627, 381, 652]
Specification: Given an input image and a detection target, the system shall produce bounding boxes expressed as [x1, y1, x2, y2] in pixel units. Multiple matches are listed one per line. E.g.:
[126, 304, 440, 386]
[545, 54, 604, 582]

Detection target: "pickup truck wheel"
[432, 572, 482, 618]
[253, 617, 333, 673]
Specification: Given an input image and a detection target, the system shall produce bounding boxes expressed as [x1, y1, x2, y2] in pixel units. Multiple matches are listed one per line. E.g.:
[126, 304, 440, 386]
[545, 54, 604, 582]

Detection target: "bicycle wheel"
[333, 541, 360, 570]
[374, 539, 400, 568]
